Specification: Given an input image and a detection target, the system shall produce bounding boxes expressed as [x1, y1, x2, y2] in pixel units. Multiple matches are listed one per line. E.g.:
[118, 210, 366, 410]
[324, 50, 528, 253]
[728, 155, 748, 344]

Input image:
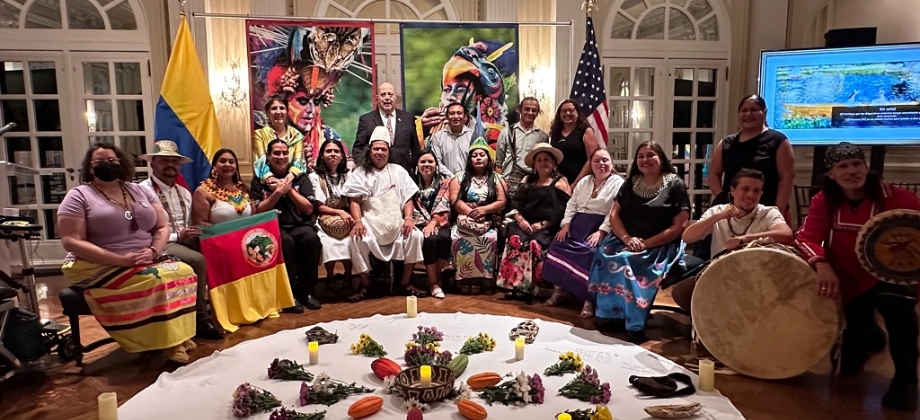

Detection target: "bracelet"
[148, 246, 159, 258]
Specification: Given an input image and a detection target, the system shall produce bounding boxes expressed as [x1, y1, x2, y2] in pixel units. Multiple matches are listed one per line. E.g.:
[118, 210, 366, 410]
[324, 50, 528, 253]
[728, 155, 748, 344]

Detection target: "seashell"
[643, 402, 702, 419]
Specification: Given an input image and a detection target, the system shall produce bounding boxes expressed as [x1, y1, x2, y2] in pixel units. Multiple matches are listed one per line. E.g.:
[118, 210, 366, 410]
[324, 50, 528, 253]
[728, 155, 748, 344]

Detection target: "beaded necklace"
[202, 177, 248, 214]
[90, 181, 139, 231]
[151, 179, 187, 233]
[631, 173, 676, 199]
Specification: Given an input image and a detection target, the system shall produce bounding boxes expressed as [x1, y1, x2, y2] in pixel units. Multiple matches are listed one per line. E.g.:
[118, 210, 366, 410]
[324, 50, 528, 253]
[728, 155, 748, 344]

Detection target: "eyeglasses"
[91, 158, 120, 165]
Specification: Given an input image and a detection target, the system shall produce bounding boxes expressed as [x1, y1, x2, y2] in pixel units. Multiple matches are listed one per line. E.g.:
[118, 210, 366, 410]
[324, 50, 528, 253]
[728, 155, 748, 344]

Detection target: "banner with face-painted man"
[247, 20, 375, 179]
[400, 23, 519, 149]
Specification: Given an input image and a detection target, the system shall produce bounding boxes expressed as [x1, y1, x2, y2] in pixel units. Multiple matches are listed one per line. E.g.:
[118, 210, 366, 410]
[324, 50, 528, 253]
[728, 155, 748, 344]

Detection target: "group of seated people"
[54, 92, 919, 412]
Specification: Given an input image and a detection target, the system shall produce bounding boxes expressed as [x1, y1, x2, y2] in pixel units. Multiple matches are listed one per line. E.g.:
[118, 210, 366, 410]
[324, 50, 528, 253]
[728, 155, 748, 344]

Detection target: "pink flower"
[508, 235, 522, 249]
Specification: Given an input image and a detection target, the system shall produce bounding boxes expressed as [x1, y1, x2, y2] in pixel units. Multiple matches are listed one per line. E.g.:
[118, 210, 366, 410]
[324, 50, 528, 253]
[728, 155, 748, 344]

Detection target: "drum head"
[856, 209, 920, 286]
[691, 247, 840, 379]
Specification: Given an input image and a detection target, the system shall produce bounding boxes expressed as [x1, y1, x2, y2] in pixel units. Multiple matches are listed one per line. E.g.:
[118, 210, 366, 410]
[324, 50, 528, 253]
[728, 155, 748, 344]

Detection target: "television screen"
[760, 43, 920, 145]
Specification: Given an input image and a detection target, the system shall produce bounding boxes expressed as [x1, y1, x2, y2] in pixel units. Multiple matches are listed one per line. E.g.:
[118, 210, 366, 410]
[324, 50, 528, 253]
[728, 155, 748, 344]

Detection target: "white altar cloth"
[119, 313, 745, 419]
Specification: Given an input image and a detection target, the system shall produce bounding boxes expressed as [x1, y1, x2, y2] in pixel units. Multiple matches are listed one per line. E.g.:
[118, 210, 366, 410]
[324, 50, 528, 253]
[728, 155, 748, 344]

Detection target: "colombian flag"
[154, 15, 221, 189]
[199, 212, 295, 332]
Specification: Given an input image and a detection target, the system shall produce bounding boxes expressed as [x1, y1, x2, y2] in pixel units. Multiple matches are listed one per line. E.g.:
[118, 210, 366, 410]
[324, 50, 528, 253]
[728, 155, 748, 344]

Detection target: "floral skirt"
[496, 224, 555, 294]
[451, 226, 499, 280]
[588, 236, 685, 332]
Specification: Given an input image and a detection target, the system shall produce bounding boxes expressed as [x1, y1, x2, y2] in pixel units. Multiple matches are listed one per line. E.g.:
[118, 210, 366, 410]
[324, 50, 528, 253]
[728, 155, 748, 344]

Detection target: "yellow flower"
[575, 361, 586, 371]
[595, 405, 613, 420]
[405, 342, 417, 350]
[558, 353, 566, 360]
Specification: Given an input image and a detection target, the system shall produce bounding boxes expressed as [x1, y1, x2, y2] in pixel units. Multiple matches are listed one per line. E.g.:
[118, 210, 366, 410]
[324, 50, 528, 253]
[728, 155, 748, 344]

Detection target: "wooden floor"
[0, 274, 915, 420]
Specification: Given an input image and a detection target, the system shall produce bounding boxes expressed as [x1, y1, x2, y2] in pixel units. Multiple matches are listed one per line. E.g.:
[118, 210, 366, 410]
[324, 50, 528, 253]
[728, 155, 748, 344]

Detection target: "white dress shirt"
[138, 175, 192, 243]
[562, 174, 625, 232]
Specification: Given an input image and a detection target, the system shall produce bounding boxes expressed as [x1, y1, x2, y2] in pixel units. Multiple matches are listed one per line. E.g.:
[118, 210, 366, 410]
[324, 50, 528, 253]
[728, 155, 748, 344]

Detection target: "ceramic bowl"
[394, 365, 456, 403]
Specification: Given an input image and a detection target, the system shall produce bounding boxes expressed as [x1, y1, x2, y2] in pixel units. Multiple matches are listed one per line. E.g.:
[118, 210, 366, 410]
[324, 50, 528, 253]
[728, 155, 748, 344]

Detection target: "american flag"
[569, 16, 609, 147]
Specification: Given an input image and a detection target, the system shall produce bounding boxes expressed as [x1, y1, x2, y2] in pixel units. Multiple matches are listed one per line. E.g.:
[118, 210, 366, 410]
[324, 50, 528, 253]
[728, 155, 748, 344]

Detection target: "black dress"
[719, 129, 788, 207]
[497, 175, 571, 293]
[551, 126, 588, 184]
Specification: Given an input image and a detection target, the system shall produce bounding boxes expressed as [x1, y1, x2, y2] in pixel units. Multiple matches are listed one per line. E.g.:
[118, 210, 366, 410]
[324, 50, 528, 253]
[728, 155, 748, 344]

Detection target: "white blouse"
[562, 174, 625, 232]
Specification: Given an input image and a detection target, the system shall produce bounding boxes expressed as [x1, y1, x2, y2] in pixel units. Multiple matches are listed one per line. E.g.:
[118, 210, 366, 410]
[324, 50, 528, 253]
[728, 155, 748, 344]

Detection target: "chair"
[893, 183, 920, 196]
[58, 287, 115, 367]
[0, 286, 22, 381]
[794, 185, 821, 228]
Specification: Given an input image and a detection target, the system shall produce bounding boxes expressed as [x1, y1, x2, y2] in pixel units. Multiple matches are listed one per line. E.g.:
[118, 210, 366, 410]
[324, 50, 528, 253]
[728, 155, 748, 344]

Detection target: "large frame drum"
[691, 244, 840, 379]
[856, 209, 920, 286]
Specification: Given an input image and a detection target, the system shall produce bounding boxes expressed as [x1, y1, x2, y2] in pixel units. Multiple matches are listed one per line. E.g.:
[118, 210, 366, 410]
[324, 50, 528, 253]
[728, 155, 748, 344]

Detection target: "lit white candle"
[308, 341, 319, 365]
[420, 365, 432, 387]
[406, 295, 418, 318]
[514, 337, 525, 361]
[698, 359, 715, 391]
[98, 392, 118, 420]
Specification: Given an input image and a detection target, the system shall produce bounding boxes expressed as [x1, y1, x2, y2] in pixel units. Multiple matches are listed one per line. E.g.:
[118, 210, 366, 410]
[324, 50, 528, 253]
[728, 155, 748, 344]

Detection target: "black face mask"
[93, 162, 123, 182]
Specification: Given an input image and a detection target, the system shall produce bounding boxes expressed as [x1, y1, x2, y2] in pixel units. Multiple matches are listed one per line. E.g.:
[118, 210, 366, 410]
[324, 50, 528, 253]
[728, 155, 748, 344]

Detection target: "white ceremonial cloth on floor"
[119, 313, 745, 419]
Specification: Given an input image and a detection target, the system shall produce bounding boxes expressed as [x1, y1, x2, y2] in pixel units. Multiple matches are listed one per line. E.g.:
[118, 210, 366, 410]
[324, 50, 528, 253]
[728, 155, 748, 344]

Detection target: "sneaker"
[282, 300, 305, 314]
[304, 296, 322, 310]
[882, 379, 918, 412]
[431, 286, 445, 299]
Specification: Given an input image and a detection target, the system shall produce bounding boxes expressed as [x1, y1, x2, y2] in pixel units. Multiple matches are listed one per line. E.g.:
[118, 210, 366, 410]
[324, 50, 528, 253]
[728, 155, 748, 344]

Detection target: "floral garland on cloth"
[558, 366, 611, 404]
[404, 326, 453, 366]
[202, 177, 249, 213]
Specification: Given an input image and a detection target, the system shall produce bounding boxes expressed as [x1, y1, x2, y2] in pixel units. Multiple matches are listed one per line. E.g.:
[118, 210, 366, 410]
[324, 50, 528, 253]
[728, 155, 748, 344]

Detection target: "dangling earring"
[211, 167, 218, 179]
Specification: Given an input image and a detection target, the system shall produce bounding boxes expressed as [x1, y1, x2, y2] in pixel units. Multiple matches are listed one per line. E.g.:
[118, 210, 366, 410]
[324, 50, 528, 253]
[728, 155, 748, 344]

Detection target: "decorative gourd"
[406, 407, 423, 420]
[348, 396, 383, 418]
[457, 399, 488, 420]
[466, 372, 502, 389]
[371, 358, 402, 379]
[447, 354, 469, 376]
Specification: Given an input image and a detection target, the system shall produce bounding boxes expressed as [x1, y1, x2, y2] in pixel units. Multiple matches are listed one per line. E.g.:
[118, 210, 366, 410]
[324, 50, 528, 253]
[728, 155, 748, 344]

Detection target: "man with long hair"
[795, 142, 920, 412]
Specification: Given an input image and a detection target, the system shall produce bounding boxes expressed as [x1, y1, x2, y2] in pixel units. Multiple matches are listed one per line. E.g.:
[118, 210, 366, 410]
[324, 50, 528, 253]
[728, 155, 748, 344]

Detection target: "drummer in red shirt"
[795, 142, 920, 412]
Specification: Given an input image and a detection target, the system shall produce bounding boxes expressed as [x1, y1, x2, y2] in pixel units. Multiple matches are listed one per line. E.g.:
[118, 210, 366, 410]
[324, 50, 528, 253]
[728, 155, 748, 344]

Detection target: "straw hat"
[369, 126, 391, 146]
[524, 142, 563, 168]
[141, 140, 193, 164]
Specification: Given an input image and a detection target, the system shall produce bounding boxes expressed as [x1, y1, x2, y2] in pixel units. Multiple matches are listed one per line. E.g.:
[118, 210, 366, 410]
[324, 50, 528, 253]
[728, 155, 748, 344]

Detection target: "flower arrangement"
[455, 383, 473, 401]
[267, 358, 314, 381]
[557, 405, 614, 420]
[232, 383, 282, 418]
[350, 333, 387, 357]
[411, 325, 444, 347]
[544, 352, 586, 376]
[299, 373, 374, 406]
[478, 371, 545, 406]
[558, 366, 611, 404]
[403, 326, 451, 366]
[458, 332, 497, 355]
[268, 407, 327, 420]
[381, 375, 399, 394]
[404, 343, 453, 367]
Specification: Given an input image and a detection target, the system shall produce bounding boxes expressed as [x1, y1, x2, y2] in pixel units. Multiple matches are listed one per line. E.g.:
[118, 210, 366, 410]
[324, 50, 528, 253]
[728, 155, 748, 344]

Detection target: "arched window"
[0, 0, 139, 30]
[317, 0, 458, 35]
[610, 0, 719, 42]
[601, 0, 730, 218]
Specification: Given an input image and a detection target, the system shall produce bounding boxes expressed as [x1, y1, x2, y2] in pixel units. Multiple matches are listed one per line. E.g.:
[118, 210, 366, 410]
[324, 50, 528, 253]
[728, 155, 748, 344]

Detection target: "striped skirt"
[62, 259, 197, 353]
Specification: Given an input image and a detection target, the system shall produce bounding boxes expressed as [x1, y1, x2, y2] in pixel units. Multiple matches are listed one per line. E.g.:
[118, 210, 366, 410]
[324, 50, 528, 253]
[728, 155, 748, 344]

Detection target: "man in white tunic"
[343, 126, 424, 302]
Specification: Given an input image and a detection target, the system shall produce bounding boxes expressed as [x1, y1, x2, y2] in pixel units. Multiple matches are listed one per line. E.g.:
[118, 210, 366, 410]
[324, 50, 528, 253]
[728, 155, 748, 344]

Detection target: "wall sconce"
[216, 59, 248, 109]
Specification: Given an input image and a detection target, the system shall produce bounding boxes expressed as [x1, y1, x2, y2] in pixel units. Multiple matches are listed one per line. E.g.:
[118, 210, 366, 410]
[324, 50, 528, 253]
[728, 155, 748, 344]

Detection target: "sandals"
[580, 301, 595, 319]
[543, 291, 568, 307]
[347, 287, 368, 303]
[404, 284, 428, 298]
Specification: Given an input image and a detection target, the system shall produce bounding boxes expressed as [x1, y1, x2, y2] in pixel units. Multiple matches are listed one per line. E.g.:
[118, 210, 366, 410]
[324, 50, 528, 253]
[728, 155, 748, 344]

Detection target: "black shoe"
[626, 330, 649, 344]
[882, 379, 918, 412]
[195, 319, 223, 340]
[304, 295, 321, 310]
[282, 300, 305, 314]
[840, 349, 871, 376]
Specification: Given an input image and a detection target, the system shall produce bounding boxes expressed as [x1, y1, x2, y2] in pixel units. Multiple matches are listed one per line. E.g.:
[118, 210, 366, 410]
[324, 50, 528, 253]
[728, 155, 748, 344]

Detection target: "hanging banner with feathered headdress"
[246, 20, 375, 176]
[400, 23, 519, 150]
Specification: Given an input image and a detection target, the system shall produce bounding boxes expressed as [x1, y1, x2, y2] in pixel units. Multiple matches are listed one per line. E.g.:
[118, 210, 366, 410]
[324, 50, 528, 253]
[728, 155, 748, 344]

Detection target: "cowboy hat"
[524, 142, 563, 168]
[141, 140, 193, 164]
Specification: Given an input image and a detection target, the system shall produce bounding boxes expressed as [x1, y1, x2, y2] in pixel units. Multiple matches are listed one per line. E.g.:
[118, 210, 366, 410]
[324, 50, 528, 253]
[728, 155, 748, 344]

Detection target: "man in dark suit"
[353, 82, 421, 173]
